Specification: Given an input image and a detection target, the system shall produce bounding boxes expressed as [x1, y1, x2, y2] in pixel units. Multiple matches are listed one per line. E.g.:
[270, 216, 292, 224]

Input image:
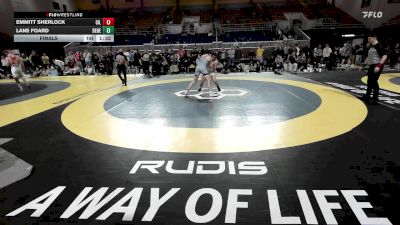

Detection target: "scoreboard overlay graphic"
[13, 12, 114, 42]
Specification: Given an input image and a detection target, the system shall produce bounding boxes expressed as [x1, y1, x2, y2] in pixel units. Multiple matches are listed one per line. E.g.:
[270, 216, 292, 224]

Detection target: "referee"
[116, 49, 127, 86]
[360, 32, 387, 105]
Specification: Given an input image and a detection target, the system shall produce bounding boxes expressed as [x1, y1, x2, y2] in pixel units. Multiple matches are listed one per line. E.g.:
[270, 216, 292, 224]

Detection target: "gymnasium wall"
[0, 0, 14, 35]
[335, 0, 400, 29]
[73, 0, 289, 10]
[10, 0, 75, 12]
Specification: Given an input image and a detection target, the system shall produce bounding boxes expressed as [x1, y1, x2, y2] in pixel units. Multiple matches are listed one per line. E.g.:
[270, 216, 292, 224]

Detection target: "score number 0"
[102, 18, 114, 26]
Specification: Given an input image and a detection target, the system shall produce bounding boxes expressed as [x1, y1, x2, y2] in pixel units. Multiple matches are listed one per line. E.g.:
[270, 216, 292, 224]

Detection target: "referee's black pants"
[117, 64, 127, 85]
[366, 64, 382, 100]
[142, 61, 150, 75]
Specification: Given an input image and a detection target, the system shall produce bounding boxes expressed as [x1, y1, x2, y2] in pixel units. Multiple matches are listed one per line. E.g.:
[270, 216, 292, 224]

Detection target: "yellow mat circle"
[361, 73, 400, 94]
[61, 77, 367, 153]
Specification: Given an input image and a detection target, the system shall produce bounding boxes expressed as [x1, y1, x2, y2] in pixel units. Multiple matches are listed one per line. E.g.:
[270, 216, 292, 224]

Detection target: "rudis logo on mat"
[130, 161, 268, 175]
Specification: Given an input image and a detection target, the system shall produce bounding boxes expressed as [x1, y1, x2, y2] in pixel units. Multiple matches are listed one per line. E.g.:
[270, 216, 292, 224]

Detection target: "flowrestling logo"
[362, 11, 383, 18]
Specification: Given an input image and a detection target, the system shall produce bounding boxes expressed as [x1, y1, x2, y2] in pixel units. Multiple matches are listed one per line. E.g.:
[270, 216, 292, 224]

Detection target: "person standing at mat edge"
[360, 32, 387, 105]
[116, 49, 127, 86]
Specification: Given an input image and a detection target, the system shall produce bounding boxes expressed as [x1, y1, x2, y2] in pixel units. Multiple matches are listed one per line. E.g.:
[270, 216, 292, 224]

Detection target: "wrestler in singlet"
[6, 52, 30, 91]
[199, 54, 222, 92]
[184, 53, 216, 96]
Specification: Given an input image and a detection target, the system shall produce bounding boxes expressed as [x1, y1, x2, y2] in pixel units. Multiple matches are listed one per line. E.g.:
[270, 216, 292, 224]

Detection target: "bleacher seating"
[385, 15, 400, 25]
[174, 11, 212, 23]
[158, 34, 215, 44]
[114, 35, 154, 45]
[220, 10, 265, 24]
[221, 31, 273, 42]
[319, 6, 360, 24]
[135, 12, 165, 28]
[107, 4, 366, 47]
[115, 14, 132, 28]
[266, 6, 316, 21]
[115, 11, 165, 30]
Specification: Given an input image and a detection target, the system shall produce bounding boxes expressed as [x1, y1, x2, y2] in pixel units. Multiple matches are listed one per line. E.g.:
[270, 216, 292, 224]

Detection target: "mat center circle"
[104, 80, 321, 128]
[390, 77, 400, 85]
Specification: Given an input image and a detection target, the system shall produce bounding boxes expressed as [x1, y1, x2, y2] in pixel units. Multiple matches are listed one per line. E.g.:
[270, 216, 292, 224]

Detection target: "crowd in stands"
[254, 41, 400, 74]
[156, 27, 297, 45]
[2, 41, 399, 79]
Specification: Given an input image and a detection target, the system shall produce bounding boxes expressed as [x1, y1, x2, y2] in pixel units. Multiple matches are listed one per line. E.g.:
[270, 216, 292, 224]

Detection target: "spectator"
[180, 54, 190, 74]
[284, 52, 297, 73]
[30, 50, 42, 71]
[41, 53, 50, 68]
[297, 52, 307, 71]
[277, 28, 282, 40]
[80, 52, 86, 68]
[177, 47, 186, 60]
[227, 47, 235, 67]
[84, 64, 95, 75]
[43, 65, 50, 76]
[332, 46, 341, 67]
[65, 53, 74, 68]
[83, 50, 92, 66]
[200, 47, 205, 55]
[313, 44, 323, 64]
[235, 46, 242, 65]
[294, 44, 300, 56]
[105, 52, 114, 75]
[128, 50, 135, 71]
[53, 58, 65, 75]
[20, 53, 31, 73]
[248, 49, 256, 62]
[92, 53, 99, 74]
[48, 65, 58, 76]
[191, 47, 199, 58]
[256, 45, 264, 63]
[150, 51, 161, 75]
[73, 51, 82, 72]
[169, 56, 179, 74]
[265, 47, 275, 71]
[98, 56, 107, 75]
[0, 68, 5, 78]
[32, 65, 44, 78]
[343, 58, 355, 71]
[355, 45, 364, 66]
[323, 44, 332, 70]
[1, 54, 10, 76]
[283, 44, 290, 57]
[161, 53, 170, 74]
[142, 51, 150, 76]
[275, 47, 284, 58]
[390, 43, 400, 68]
[339, 43, 347, 65]
[133, 49, 142, 74]
[219, 48, 226, 65]
[188, 60, 196, 73]
[64, 63, 80, 75]
[274, 54, 284, 74]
